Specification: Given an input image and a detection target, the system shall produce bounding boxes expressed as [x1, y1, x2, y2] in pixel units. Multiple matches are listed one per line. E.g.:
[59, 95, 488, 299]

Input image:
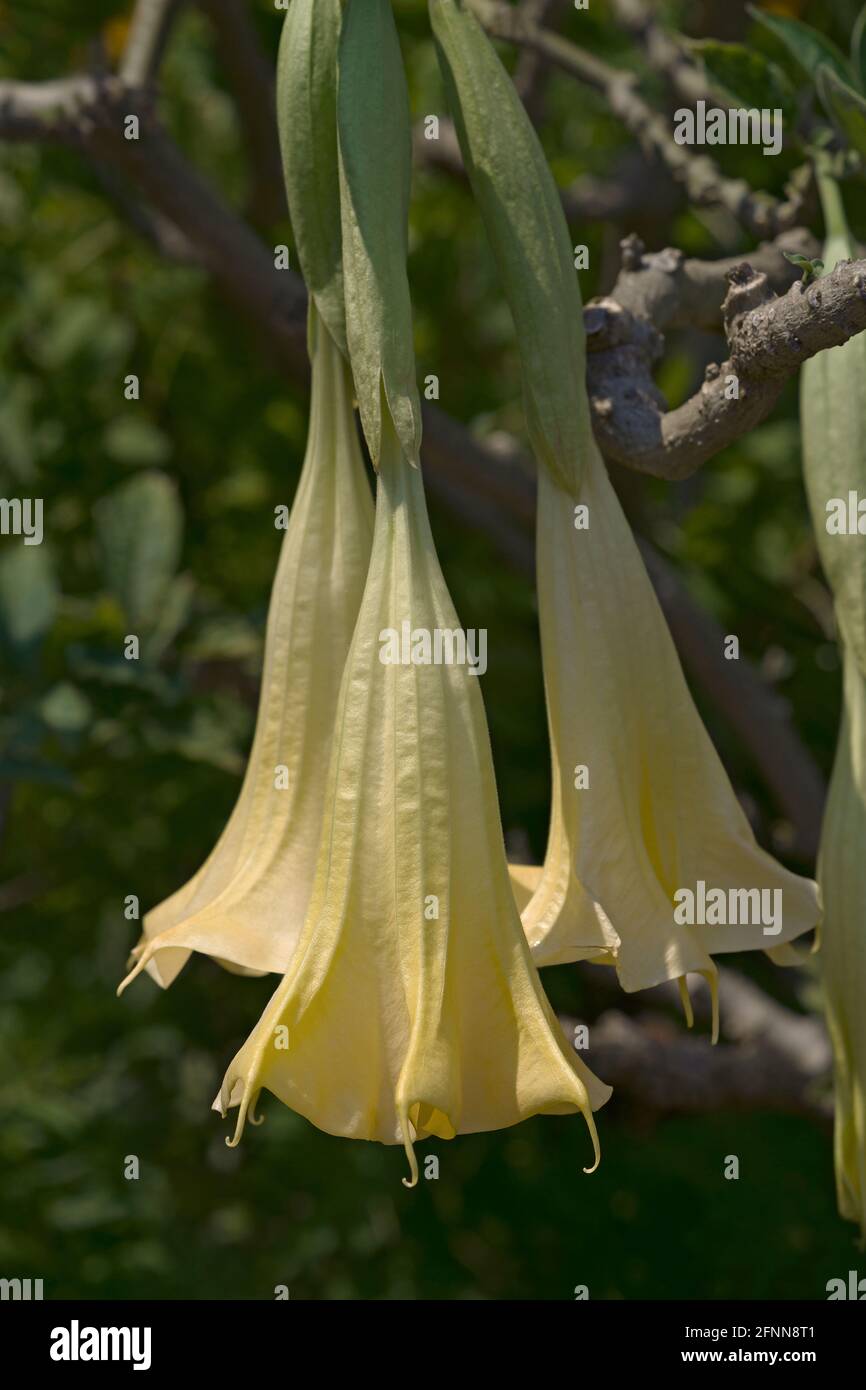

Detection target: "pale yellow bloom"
[430, 0, 819, 1031]
[119, 308, 373, 992]
[216, 420, 611, 1184]
[523, 454, 819, 1030]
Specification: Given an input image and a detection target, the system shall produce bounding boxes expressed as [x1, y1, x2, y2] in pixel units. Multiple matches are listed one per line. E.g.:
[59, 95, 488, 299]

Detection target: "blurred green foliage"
[0, 0, 863, 1299]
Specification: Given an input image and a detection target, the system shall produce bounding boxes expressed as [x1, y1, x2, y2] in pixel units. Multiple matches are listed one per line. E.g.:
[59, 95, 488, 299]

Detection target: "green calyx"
[430, 0, 588, 493]
[337, 0, 422, 470]
[277, 0, 346, 356]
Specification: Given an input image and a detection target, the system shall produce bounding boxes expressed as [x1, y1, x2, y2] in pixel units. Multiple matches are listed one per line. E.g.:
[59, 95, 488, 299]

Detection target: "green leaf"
[276, 0, 346, 355]
[817, 64, 866, 164]
[337, 0, 422, 468]
[0, 543, 58, 650]
[746, 5, 851, 85]
[39, 683, 92, 734]
[185, 614, 260, 662]
[103, 417, 171, 469]
[852, 3, 866, 92]
[93, 472, 183, 629]
[782, 250, 823, 282]
[32, 297, 105, 369]
[687, 40, 797, 124]
[143, 573, 194, 664]
[144, 703, 247, 775]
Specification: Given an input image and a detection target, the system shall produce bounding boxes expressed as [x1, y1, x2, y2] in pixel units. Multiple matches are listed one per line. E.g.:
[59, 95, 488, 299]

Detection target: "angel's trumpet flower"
[431, 0, 819, 1031]
[119, 0, 374, 993]
[801, 165, 866, 1236]
[217, 419, 611, 1185]
[119, 306, 374, 991]
[216, 0, 611, 1184]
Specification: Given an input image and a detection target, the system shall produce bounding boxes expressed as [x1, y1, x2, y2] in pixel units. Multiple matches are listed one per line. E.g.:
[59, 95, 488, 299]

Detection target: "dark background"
[0, 0, 860, 1298]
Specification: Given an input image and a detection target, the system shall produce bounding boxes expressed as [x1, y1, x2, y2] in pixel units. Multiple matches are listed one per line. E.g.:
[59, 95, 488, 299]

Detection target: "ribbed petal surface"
[217, 423, 610, 1183]
[524, 451, 819, 1017]
[120, 310, 374, 991]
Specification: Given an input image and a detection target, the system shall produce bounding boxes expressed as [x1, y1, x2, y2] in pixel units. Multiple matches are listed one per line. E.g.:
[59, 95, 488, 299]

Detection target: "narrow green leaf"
[93, 472, 183, 629]
[746, 4, 850, 85]
[337, 0, 421, 468]
[817, 63, 866, 165]
[276, 0, 346, 354]
[430, 0, 587, 492]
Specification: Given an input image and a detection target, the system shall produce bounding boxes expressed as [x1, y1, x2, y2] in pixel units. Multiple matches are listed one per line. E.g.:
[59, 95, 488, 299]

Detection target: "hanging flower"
[120, 0, 373, 994]
[215, 0, 611, 1185]
[217, 417, 611, 1185]
[525, 452, 818, 1032]
[431, 0, 819, 1033]
[119, 306, 373, 992]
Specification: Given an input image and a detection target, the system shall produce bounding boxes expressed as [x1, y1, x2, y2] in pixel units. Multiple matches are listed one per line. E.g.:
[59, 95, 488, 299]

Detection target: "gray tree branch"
[587, 238, 866, 477]
[560, 964, 831, 1122]
[470, 0, 807, 239]
[120, 0, 185, 88]
[609, 0, 720, 108]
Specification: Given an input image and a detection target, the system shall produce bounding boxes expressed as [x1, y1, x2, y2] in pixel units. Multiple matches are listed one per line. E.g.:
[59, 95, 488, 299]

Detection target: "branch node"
[620, 232, 645, 270]
[723, 264, 772, 336]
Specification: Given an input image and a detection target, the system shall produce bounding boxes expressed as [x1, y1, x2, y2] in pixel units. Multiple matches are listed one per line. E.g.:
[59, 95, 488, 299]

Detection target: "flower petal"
[120, 309, 373, 992]
[216, 421, 611, 1180]
[526, 458, 818, 1006]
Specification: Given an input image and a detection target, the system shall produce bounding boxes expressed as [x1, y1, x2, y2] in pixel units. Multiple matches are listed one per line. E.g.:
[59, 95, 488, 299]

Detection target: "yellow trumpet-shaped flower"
[523, 454, 819, 1020]
[216, 419, 611, 1185]
[820, 652, 866, 1235]
[431, 0, 819, 1029]
[119, 308, 373, 991]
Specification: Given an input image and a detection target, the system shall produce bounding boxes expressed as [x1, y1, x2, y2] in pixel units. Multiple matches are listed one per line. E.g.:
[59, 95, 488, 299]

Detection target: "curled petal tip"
[117, 950, 150, 998]
[581, 1109, 602, 1175]
[677, 975, 695, 1030]
[398, 1106, 419, 1189]
[225, 1115, 245, 1150]
[224, 1084, 258, 1149]
[704, 969, 720, 1045]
